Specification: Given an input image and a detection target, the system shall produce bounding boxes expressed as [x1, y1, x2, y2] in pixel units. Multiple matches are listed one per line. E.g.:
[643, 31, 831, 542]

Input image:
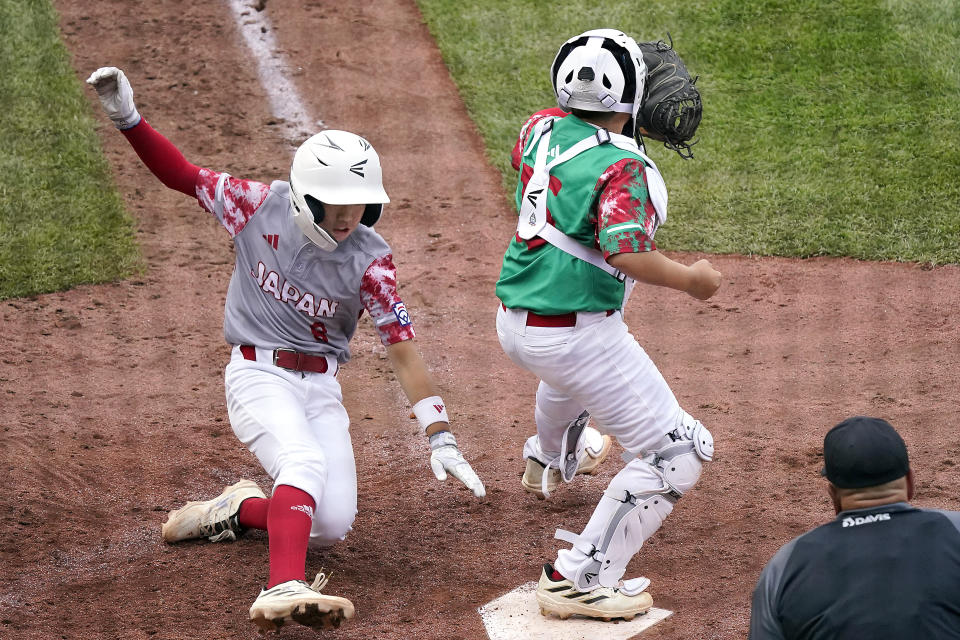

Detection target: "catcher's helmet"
[289, 130, 390, 251]
[551, 29, 647, 136]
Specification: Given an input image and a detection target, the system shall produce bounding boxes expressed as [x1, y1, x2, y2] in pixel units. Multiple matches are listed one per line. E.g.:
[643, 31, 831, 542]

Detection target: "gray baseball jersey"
[195, 169, 415, 363]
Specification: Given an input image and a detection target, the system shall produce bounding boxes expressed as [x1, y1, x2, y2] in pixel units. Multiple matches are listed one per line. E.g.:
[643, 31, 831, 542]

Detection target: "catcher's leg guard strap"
[524, 411, 591, 498]
[555, 460, 676, 592]
[560, 411, 590, 483]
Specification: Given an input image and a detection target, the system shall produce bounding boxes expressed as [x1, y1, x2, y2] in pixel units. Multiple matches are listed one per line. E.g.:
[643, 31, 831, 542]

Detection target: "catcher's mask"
[551, 29, 647, 138]
[289, 130, 389, 251]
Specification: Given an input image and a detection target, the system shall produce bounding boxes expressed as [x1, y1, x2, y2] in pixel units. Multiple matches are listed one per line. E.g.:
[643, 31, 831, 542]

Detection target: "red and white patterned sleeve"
[511, 107, 568, 171]
[359, 254, 416, 346]
[594, 158, 659, 258]
[195, 168, 272, 238]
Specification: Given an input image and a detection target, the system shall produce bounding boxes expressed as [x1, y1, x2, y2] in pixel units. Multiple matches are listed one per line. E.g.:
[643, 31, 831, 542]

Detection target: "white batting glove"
[86, 67, 141, 130]
[429, 431, 486, 498]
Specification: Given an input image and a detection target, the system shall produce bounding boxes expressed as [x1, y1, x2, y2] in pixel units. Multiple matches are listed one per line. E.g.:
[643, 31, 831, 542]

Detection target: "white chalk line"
[225, 0, 324, 142]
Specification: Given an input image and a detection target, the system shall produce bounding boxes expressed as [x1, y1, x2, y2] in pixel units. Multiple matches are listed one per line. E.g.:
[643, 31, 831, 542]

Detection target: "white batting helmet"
[551, 29, 647, 135]
[289, 130, 390, 251]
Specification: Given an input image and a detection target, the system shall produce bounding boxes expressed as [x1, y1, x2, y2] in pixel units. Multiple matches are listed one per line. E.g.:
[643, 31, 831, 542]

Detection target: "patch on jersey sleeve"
[392, 301, 411, 326]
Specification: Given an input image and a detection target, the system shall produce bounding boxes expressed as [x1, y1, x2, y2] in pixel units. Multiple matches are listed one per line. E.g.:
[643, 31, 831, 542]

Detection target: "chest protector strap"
[516, 118, 668, 291]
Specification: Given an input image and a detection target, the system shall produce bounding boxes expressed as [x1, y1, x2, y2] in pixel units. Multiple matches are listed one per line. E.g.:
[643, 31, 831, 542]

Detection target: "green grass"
[416, 0, 960, 263]
[0, 0, 140, 300]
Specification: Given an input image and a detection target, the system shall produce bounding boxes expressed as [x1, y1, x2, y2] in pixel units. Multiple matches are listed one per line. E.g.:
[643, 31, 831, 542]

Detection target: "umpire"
[750, 416, 960, 639]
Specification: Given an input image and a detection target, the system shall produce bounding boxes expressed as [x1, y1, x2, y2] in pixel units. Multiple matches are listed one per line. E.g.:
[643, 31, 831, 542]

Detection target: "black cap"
[821, 416, 910, 489]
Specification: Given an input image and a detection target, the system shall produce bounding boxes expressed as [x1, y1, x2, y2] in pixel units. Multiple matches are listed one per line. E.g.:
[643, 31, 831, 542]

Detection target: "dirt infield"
[2, 1, 958, 638]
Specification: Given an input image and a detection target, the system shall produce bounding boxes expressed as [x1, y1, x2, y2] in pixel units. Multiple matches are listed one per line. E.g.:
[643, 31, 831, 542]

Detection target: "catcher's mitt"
[636, 35, 702, 159]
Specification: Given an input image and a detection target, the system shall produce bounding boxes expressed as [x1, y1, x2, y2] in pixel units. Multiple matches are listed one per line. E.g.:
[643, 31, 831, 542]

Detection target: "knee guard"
[647, 410, 713, 496]
[627, 410, 713, 496]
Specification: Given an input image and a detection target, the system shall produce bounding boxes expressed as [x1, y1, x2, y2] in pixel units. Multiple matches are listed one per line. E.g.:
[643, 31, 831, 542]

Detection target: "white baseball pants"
[496, 306, 681, 454]
[224, 345, 357, 547]
[496, 305, 691, 580]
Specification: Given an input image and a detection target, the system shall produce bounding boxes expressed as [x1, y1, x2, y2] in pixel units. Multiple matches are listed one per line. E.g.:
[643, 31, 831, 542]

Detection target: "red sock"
[237, 497, 269, 530]
[266, 485, 315, 588]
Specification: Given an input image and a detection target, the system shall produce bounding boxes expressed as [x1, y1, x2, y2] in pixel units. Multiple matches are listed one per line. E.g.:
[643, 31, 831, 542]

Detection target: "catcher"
[496, 29, 719, 621]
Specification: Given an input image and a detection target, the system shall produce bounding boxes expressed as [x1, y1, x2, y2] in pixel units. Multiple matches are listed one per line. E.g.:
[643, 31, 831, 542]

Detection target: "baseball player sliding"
[87, 66, 484, 633]
[495, 29, 719, 621]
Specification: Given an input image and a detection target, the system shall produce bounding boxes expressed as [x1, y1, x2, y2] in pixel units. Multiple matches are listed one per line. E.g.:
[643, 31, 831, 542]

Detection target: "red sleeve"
[511, 107, 568, 171]
[120, 119, 201, 196]
[359, 254, 416, 346]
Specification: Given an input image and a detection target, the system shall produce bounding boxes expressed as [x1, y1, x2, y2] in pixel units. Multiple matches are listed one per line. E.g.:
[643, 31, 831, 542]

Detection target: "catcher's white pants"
[224, 345, 357, 547]
[496, 306, 680, 454]
[496, 305, 687, 578]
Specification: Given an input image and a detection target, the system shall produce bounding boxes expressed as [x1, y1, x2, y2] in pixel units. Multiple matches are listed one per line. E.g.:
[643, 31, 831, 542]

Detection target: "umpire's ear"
[826, 483, 842, 515]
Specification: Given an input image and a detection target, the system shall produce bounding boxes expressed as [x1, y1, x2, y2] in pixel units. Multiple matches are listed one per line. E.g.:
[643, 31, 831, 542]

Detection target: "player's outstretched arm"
[386, 340, 486, 499]
[86, 66, 201, 196]
[608, 250, 722, 300]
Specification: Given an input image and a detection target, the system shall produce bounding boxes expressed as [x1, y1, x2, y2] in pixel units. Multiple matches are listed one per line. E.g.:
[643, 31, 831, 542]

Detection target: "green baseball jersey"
[496, 112, 659, 314]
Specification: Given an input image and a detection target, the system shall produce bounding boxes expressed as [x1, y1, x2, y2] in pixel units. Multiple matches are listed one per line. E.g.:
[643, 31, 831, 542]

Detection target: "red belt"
[502, 304, 614, 327]
[240, 345, 333, 374]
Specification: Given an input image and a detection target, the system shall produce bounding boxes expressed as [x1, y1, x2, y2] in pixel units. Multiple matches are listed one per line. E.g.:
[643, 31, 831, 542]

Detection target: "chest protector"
[516, 117, 668, 305]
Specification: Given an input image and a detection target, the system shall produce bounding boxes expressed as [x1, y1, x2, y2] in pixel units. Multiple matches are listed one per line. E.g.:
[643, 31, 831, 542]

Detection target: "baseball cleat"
[522, 428, 612, 499]
[249, 570, 354, 632]
[536, 563, 652, 622]
[161, 479, 265, 543]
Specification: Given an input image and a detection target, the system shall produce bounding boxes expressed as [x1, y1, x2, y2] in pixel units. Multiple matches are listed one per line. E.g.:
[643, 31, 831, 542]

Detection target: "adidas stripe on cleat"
[536, 563, 652, 621]
[249, 570, 354, 632]
[161, 479, 265, 543]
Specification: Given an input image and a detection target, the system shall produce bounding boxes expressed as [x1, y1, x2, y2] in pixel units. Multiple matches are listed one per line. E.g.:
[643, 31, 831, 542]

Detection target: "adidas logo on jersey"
[263, 234, 279, 250]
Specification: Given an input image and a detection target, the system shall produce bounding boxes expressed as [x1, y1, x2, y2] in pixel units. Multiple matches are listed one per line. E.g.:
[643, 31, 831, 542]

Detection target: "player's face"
[636, 125, 666, 142]
[319, 203, 366, 242]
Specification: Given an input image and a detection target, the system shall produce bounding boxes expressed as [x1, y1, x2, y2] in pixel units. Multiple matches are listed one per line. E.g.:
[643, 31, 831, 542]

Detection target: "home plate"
[479, 582, 672, 640]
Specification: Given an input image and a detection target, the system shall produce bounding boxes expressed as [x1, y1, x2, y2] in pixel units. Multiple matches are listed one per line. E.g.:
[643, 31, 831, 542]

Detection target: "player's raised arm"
[86, 66, 201, 196]
[386, 339, 486, 499]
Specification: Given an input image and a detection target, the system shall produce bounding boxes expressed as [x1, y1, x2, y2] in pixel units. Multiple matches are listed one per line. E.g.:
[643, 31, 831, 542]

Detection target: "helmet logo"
[315, 134, 344, 151]
[350, 159, 367, 178]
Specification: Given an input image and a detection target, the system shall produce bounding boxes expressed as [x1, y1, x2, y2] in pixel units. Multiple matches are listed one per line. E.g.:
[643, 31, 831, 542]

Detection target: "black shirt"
[750, 503, 960, 639]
